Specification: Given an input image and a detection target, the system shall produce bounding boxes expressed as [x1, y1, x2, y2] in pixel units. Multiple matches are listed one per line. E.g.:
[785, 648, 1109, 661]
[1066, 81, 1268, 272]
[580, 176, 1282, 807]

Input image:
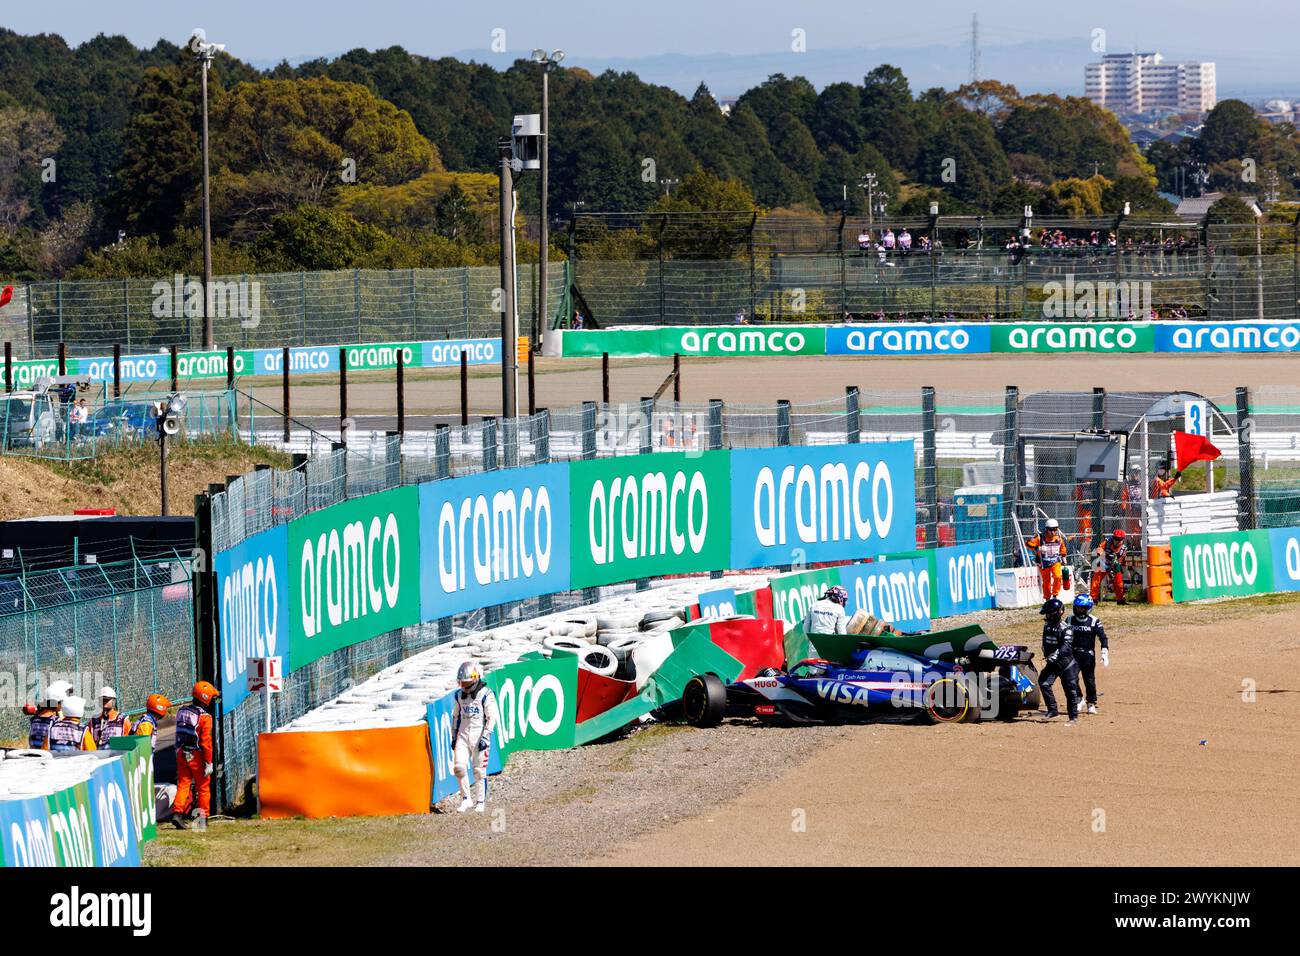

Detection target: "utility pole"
[860, 172, 878, 229]
[499, 140, 518, 420]
[191, 30, 224, 350]
[969, 13, 980, 85]
[531, 49, 564, 353]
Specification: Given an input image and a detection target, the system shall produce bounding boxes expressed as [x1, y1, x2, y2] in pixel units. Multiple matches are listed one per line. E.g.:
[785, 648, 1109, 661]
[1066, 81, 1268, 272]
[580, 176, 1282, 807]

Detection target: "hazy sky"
[5, 0, 1292, 64]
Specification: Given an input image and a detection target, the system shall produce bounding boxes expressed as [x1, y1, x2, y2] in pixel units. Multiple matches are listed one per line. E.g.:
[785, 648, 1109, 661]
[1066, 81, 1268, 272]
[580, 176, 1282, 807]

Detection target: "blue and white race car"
[681, 643, 1040, 727]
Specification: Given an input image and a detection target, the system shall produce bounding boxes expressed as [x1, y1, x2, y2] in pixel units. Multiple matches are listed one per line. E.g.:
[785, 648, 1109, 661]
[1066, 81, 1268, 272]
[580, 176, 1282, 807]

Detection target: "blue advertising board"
[419, 463, 571, 621]
[1268, 526, 1300, 592]
[839, 557, 932, 632]
[932, 540, 998, 617]
[826, 324, 991, 356]
[697, 586, 738, 619]
[422, 339, 500, 366]
[729, 441, 916, 569]
[1154, 322, 1300, 354]
[214, 524, 290, 710]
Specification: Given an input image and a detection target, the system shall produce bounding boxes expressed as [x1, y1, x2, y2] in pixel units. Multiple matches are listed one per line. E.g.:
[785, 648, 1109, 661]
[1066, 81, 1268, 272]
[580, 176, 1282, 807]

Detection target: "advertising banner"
[85, 757, 141, 867]
[560, 328, 665, 357]
[1171, 529, 1274, 602]
[0, 793, 58, 867]
[990, 323, 1154, 354]
[662, 326, 826, 357]
[696, 586, 738, 620]
[288, 485, 422, 669]
[488, 655, 579, 757]
[767, 567, 841, 632]
[1154, 322, 1300, 354]
[215, 524, 290, 709]
[569, 450, 731, 588]
[932, 540, 998, 617]
[422, 338, 500, 366]
[426, 690, 504, 805]
[838, 557, 932, 632]
[419, 464, 570, 622]
[44, 781, 96, 867]
[1267, 526, 1300, 592]
[825, 324, 990, 356]
[110, 736, 157, 847]
[729, 441, 915, 569]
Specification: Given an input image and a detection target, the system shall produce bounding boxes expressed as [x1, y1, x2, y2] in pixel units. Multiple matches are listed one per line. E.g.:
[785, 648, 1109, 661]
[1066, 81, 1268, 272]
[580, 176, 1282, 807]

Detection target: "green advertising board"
[288, 485, 422, 668]
[568, 450, 731, 588]
[488, 654, 579, 756]
[990, 322, 1154, 354]
[661, 325, 826, 357]
[767, 566, 841, 664]
[560, 329, 665, 357]
[1171, 529, 1274, 602]
[110, 736, 156, 845]
[45, 782, 96, 867]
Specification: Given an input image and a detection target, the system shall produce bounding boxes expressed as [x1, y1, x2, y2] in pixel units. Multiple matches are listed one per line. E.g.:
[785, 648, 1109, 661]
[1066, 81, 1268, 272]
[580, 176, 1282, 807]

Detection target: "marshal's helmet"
[192, 681, 220, 707]
[146, 693, 172, 717]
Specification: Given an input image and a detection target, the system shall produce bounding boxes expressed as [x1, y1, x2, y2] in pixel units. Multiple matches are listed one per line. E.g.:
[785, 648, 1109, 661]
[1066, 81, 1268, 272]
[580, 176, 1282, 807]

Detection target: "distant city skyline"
[5, 0, 1300, 99]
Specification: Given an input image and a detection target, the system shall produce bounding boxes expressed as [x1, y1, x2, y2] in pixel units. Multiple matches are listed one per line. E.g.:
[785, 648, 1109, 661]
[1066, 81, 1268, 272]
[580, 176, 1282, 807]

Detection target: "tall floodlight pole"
[531, 49, 565, 352]
[191, 31, 224, 349]
[499, 140, 518, 420]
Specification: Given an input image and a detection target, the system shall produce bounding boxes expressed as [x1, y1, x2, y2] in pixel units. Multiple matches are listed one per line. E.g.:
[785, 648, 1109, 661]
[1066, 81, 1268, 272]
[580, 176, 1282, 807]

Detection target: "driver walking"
[451, 661, 500, 814]
[1037, 598, 1080, 724]
[1068, 595, 1110, 715]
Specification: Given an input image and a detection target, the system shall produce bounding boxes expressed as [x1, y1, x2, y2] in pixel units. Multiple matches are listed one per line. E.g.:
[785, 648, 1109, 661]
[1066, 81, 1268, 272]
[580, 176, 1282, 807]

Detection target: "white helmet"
[99, 686, 118, 701]
[1044, 518, 1060, 531]
[456, 661, 483, 684]
[61, 696, 86, 719]
[44, 680, 74, 708]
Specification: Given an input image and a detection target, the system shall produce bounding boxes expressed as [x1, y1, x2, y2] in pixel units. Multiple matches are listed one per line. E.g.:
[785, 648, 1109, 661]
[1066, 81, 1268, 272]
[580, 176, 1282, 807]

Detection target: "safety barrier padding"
[258, 725, 432, 819]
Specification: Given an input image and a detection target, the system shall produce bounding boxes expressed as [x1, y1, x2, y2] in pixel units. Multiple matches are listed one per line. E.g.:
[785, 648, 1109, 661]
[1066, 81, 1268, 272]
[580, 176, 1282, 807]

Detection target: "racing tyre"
[682, 673, 727, 728]
[924, 677, 974, 724]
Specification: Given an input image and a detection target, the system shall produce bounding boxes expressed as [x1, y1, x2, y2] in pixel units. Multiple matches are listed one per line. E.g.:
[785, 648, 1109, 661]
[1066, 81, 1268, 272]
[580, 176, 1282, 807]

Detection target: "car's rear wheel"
[924, 677, 973, 723]
[682, 673, 727, 727]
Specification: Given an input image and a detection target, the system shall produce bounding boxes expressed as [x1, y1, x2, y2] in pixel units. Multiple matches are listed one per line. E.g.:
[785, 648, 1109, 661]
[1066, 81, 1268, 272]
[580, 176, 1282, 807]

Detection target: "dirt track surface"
[243, 353, 1297, 417]
[149, 595, 1300, 867]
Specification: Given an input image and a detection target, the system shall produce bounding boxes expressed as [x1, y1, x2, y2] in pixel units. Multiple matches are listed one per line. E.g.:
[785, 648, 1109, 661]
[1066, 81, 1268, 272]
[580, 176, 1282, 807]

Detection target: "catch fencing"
[0, 552, 196, 744]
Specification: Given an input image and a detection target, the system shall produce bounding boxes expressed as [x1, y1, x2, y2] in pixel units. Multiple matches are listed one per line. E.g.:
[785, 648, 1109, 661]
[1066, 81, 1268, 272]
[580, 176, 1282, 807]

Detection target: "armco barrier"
[546, 321, 1300, 358]
[213, 440, 918, 696]
[7, 337, 504, 389]
[1171, 526, 1300, 601]
[0, 739, 154, 868]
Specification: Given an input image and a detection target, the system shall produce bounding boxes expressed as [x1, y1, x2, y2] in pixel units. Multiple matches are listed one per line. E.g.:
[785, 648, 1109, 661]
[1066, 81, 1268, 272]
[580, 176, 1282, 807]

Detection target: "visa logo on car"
[814, 680, 874, 706]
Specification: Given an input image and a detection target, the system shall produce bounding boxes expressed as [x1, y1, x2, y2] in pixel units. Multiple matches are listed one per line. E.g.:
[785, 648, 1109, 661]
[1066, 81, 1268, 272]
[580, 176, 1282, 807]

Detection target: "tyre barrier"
[1, 737, 156, 867]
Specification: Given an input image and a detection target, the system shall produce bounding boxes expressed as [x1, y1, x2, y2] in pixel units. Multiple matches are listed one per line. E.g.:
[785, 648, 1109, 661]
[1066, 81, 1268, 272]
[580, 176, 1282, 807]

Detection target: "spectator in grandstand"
[898, 228, 912, 254]
[881, 228, 896, 251]
[802, 585, 849, 636]
[1151, 462, 1180, 499]
[89, 686, 132, 747]
[172, 680, 219, 831]
[452, 661, 500, 813]
[134, 693, 170, 749]
[45, 695, 96, 752]
[734, 309, 748, 324]
[841, 308, 856, 324]
[857, 228, 871, 251]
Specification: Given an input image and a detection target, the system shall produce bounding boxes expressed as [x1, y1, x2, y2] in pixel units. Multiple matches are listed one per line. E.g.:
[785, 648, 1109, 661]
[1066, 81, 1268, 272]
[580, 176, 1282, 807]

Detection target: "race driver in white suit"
[451, 661, 500, 813]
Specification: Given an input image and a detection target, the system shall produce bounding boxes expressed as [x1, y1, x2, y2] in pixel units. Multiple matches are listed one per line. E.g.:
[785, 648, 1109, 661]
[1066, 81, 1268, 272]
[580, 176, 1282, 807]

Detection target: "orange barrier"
[258, 725, 432, 819]
[1147, 545, 1171, 567]
[576, 669, 638, 723]
[1146, 584, 1174, 605]
[1146, 563, 1172, 588]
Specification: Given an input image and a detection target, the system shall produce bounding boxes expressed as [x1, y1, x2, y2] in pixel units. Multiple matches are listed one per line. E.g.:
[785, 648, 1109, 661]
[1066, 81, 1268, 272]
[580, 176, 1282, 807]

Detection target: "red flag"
[0, 285, 12, 309]
[1174, 430, 1221, 469]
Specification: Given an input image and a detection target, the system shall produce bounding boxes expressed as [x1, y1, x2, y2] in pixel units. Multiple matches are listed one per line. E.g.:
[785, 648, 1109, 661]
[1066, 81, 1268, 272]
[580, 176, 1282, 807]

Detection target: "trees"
[916, 109, 1010, 208]
[1197, 101, 1263, 166]
[0, 107, 62, 235]
[860, 66, 919, 173]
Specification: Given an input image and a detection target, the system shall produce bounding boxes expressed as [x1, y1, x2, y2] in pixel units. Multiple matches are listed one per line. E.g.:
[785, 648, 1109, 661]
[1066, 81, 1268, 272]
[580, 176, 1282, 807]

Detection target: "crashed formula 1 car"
[680, 624, 1041, 727]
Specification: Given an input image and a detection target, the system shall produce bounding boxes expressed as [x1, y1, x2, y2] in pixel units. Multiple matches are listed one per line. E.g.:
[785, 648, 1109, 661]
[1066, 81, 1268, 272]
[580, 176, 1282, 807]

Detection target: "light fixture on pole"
[154, 393, 187, 516]
[190, 30, 223, 350]
[530, 49, 564, 355]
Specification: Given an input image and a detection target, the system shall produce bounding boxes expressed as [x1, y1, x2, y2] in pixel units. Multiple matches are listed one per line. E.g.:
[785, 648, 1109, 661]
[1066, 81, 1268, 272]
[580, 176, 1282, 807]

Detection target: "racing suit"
[802, 598, 848, 635]
[1090, 538, 1128, 603]
[1069, 613, 1109, 707]
[1026, 533, 1067, 599]
[171, 703, 214, 818]
[1038, 621, 1080, 720]
[451, 681, 500, 804]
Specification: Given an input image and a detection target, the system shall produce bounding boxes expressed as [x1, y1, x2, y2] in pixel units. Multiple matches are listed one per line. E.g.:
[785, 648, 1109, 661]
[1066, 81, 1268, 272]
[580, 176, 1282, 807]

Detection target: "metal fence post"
[845, 386, 860, 443]
[1092, 387, 1106, 548]
[501, 416, 518, 469]
[433, 424, 451, 480]
[921, 386, 938, 548]
[1001, 386, 1021, 569]
[482, 417, 498, 472]
[708, 399, 724, 450]
[338, 347, 348, 446]
[776, 399, 791, 446]
[385, 430, 401, 488]
[1236, 386, 1256, 530]
[581, 401, 597, 459]
[639, 397, 654, 455]
[192, 488, 223, 811]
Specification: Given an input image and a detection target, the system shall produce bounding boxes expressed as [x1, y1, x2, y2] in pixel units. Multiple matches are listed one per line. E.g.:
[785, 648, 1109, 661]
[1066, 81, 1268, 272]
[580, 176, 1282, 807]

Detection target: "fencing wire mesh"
[0, 265, 568, 359]
[0, 556, 196, 745]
